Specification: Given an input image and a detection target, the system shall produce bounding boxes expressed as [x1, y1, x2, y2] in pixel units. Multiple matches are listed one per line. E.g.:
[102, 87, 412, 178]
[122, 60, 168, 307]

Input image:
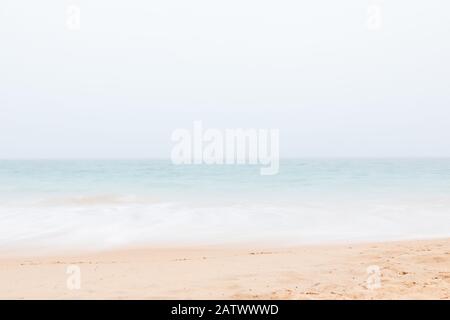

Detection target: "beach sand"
[0, 238, 449, 299]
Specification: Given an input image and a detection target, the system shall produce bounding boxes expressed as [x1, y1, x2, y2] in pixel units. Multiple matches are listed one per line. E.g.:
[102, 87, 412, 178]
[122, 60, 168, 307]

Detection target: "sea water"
[1, 159, 450, 252]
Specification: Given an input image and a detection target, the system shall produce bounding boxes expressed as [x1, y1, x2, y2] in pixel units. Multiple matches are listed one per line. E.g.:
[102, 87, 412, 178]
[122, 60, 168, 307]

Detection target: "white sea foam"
[1, 195, 450, 254]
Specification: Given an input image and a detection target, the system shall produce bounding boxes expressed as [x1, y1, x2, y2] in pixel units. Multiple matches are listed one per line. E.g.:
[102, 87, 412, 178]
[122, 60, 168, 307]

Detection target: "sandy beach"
[0, 238, 449, 300]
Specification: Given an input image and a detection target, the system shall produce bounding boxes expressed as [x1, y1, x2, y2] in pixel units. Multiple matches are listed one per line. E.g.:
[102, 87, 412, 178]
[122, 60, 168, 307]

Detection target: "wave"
[1, 195, 450, 254]
[37, 194, 162, 206]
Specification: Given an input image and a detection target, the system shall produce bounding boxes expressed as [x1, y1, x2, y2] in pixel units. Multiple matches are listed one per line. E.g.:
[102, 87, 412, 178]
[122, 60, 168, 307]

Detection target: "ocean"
[1, 159, 449, 252]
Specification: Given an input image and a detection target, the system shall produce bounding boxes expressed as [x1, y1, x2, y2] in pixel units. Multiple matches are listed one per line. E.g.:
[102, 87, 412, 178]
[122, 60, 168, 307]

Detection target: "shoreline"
[0, 238, 449, 299]
[2, 234, 449, 258]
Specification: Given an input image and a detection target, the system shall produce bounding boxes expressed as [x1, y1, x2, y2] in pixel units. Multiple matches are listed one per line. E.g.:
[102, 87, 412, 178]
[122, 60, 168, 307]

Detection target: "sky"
[0, 0, 449, 159]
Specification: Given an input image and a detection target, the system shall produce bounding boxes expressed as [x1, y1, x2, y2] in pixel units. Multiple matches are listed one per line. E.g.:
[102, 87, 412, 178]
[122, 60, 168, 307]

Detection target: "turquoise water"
[1, 159, 450, 252]
[1, 159, 450, 198]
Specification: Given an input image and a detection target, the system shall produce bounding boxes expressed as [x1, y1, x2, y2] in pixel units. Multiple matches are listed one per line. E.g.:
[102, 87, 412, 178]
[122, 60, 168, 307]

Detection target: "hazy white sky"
[0, 0, 449, 158]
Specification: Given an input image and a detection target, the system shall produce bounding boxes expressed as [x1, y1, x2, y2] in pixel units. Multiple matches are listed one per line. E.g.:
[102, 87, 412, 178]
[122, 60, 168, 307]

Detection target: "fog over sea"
[1, 159, 450, 253]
